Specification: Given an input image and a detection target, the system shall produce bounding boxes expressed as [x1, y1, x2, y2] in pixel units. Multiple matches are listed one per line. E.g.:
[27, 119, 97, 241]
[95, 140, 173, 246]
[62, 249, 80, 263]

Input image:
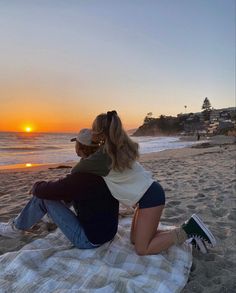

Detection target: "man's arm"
[32, 173, 103, 201]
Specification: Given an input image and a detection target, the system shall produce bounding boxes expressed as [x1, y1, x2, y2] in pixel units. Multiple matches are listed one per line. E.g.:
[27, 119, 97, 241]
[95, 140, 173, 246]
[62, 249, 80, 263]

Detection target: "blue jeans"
[14, 196, 97, 249]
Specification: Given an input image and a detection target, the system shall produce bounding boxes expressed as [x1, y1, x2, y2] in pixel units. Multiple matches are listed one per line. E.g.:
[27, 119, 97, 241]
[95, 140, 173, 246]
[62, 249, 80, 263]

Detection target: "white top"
[103, 162, 154, 206]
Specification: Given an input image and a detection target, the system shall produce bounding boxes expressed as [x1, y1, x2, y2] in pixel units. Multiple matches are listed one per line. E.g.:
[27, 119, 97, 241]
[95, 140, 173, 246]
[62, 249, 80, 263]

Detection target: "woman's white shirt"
[103, 162, 154, 206]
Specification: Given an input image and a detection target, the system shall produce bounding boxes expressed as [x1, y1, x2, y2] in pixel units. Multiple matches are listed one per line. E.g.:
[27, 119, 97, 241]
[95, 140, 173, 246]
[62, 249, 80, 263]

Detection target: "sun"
[21, 123, 36, 133]
[25, 126, 32, 132]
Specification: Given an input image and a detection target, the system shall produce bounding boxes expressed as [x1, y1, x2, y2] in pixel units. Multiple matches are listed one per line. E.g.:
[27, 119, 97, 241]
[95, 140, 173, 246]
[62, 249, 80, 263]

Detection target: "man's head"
[71, 128, 99, 158]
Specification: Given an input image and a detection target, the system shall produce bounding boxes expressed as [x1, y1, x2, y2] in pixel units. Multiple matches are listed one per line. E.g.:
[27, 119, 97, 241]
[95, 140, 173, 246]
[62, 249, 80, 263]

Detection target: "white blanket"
[0, 218, 192, 293]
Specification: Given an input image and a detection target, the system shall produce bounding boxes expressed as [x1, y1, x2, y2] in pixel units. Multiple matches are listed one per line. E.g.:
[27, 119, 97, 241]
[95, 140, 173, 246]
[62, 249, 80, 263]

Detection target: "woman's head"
[92, 110, 117, 133]
[92, 111, 139, 171]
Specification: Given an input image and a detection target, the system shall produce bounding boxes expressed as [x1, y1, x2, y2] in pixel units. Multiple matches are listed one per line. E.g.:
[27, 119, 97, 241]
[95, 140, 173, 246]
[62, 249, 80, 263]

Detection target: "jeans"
[14, 196, 97, 249]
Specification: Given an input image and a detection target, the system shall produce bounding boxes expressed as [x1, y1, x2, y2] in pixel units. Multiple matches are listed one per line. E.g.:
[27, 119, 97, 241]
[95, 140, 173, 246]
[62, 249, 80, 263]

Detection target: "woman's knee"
[134, 246, 148, 256]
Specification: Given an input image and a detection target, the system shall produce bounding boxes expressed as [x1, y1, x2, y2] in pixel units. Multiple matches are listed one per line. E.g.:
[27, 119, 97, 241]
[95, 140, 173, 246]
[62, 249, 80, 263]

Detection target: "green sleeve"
[71, 148, 111, 176]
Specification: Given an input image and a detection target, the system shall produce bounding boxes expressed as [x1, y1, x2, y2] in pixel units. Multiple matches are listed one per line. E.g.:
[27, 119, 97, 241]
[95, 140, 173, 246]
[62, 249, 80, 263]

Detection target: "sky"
[0, 0, 235, 132]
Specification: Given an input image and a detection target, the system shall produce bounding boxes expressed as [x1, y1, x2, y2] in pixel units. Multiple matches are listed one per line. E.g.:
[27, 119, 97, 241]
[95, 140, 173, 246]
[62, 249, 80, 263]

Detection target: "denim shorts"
[138, 181, 165, 209]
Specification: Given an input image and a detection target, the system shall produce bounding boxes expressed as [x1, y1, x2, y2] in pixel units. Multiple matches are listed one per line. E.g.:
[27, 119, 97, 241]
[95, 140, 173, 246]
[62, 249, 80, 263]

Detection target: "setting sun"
[25, 127, 32, 132]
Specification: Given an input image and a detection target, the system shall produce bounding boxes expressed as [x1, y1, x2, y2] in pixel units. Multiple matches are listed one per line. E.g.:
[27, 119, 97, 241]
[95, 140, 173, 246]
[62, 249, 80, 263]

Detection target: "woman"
[0, 129, 119, 249]
[88, 111, 216, 255]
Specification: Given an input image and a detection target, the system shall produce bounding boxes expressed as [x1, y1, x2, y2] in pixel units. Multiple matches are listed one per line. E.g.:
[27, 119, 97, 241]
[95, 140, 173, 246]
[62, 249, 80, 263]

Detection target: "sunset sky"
[0, 0, 235, 132]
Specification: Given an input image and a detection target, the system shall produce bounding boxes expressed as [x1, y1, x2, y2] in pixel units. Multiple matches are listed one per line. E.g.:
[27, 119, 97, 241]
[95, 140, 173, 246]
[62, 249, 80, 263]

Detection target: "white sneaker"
[186, 235, 208, 254]
[191, 236, 208, 254]
[41, 214, 54, 224]
[0, 220, 23, 238]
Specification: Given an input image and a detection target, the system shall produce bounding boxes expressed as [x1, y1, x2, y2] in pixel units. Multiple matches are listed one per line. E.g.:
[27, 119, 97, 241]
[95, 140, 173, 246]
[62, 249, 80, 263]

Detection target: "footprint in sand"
[166, 200, 181, 207]
[210, 207, 228, 217]
[199, 178, 205, 184]
[195, 193, 206, 198]
[228, 211, 236, 221]
[187, 205, 196, 210]
[204, 253, 216, 261]
[194, 193, 206, 202]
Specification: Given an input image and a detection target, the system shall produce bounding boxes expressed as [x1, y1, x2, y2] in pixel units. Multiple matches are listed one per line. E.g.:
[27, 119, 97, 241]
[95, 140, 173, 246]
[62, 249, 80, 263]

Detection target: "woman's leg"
[131, 206, 169, 245]
[130, 206, 138, 244]
[132, 181, 178, 255]
[14, 196, 95, 249]
[133, 205, 182, 255]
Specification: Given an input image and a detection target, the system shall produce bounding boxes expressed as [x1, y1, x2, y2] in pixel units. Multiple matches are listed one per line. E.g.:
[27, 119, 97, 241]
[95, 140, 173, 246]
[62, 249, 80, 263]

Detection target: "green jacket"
[71, 148, 111, 176]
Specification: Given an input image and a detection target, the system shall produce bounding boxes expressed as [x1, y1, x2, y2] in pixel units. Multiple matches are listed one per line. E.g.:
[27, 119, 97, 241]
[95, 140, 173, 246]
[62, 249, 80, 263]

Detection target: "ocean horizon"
[0, 131, 199, 168]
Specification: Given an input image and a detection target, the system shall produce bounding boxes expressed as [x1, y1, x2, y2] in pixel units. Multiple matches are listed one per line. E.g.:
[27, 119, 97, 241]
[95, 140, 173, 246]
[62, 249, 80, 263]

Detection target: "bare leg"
[130, 206, 168, 245]
[130, 207, 138, 244]
[133, 205, 179, 255]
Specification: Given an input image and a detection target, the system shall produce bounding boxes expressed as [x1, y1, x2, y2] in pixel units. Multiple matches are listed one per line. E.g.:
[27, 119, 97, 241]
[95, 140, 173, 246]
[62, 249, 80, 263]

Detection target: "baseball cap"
[70, 128, 98, 147]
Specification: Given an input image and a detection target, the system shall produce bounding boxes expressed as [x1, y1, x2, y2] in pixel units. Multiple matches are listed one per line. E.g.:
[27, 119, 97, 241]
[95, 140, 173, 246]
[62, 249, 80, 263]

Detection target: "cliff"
[132, 116, 183, 136]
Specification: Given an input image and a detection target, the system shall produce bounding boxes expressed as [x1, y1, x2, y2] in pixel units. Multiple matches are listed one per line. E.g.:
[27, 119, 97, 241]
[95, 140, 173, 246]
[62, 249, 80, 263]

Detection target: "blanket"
[0, 218, 192, 293]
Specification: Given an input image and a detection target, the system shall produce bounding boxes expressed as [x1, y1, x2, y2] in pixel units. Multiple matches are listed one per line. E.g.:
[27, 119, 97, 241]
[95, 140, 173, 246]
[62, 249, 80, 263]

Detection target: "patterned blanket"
[0, 218, 192, 293]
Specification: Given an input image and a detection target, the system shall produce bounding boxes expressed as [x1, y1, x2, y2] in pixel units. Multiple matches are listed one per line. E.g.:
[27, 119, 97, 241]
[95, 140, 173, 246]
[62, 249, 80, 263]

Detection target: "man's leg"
[14, 196, 95, 249]
[14, 196, 48, 229]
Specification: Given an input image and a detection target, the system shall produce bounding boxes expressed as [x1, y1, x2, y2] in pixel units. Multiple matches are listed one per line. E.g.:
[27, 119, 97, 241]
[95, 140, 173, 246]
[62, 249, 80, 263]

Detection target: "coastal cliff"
[132, 115, 182, 136]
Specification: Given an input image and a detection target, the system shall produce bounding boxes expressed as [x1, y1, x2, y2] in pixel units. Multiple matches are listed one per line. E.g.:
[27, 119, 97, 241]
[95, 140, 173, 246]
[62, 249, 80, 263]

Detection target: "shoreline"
[1, 134, 234, 172]
[0, 146, 212, 172]
[0, 134, 192, 171]
[0, 161, 75, 172]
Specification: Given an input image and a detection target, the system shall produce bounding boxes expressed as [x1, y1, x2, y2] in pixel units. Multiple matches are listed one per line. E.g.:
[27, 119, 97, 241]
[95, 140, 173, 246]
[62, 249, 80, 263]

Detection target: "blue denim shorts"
[138, 181, 165, 209]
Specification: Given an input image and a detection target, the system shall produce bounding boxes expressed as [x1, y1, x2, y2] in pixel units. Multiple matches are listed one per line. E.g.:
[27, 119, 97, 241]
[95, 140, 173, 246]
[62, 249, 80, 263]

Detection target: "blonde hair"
[92, 111, 139, 171]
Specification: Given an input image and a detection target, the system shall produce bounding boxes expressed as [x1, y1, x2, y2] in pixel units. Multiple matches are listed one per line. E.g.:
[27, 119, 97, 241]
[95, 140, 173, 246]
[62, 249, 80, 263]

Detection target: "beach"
[0, 138, 235, 292]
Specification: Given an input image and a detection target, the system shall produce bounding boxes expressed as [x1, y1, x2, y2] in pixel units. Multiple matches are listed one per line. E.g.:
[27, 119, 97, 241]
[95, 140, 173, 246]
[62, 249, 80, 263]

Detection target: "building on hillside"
[210, 107, 236, 122]
[178, 107, 236, 135]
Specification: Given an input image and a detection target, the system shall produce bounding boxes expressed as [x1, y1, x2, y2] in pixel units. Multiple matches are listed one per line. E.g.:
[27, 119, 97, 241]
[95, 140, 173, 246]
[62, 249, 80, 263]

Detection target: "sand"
[0, 137, 235, 292]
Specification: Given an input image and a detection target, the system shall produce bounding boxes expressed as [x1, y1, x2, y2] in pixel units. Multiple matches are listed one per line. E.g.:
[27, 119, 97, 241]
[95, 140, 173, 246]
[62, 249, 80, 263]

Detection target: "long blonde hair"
[92, 111, 139, 171]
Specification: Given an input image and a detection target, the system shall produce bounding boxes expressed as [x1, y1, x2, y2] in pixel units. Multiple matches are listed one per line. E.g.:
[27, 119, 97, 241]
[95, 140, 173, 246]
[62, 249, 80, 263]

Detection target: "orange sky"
[0, 87, 143, 132]
[0, 82, 233, 133]
[0, 1, 234, 133]
[0, 79, 178, 132]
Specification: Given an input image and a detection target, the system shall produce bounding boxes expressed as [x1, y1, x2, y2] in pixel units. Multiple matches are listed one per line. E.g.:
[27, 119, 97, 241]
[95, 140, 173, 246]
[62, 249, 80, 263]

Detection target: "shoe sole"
[194, 237, 208, 254]
[192, 214, 217, 247]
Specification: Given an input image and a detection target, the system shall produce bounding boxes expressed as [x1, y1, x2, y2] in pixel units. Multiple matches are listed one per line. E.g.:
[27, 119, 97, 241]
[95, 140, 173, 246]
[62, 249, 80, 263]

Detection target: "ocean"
[0, 132, 198, 168]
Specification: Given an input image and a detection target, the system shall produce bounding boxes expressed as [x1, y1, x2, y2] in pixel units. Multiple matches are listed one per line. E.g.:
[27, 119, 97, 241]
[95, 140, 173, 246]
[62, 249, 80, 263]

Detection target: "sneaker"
[182, 214, 217, 247]
[189, 237, 208, 254]
[41, 214, 54, 224]
[0, 220, 23, 238]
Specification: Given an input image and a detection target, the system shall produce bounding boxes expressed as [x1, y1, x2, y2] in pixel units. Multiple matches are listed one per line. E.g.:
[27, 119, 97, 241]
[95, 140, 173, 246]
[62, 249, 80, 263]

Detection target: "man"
[0, 129, 119, 249]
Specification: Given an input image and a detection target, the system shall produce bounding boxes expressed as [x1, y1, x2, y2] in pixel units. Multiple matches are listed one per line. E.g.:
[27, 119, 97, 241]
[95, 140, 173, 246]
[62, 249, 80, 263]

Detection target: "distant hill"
[132, 115, 183, 136]
[132, 107, 236, 136]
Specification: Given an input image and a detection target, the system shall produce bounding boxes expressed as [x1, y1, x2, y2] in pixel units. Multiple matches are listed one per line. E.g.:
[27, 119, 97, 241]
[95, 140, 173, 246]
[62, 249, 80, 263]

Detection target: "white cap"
[70, 128, 98, 146]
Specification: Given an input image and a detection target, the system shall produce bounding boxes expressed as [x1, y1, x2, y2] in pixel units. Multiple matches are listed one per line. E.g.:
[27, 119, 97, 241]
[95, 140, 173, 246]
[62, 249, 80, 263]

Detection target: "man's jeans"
[14, 196, 96, 249]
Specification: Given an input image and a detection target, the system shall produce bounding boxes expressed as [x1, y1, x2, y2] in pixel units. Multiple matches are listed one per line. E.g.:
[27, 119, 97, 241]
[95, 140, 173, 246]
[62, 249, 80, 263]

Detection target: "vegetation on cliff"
[132, 113, 183, 136]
